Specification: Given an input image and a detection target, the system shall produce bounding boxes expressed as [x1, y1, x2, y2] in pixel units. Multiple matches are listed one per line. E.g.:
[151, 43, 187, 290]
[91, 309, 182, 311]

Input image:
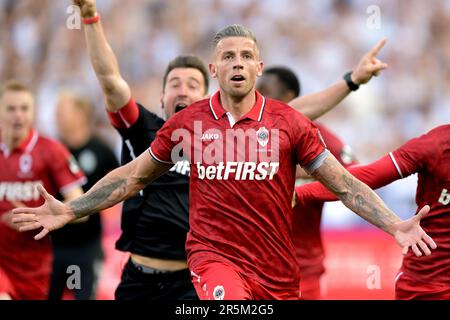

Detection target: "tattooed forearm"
[312, 154, 401, 234]
[342, 174, 400, 233]
[65, 150, 171, 220]
[69, 179, 128, 219]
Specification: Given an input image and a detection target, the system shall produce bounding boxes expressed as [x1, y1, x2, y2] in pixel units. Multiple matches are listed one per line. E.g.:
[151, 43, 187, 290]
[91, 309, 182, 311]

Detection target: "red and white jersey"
[292, 123, 356, 277]
[150, 90, 327, 292]
[390, 125, 450, 285]
[0, 129, 85, 298]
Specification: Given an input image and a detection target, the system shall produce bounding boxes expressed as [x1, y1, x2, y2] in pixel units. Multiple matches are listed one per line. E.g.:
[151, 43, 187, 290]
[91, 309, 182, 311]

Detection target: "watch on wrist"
[343, 71, 360, 91]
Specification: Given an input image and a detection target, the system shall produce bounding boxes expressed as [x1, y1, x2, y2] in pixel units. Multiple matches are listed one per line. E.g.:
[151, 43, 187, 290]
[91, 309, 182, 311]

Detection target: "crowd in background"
[1, 0, 450, 225]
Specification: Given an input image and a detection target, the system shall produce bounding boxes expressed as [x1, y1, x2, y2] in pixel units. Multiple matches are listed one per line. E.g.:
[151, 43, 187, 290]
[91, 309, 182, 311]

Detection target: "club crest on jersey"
[18, 154, 32, 177]
[256, 127, 269, 147]
[213, 285, 225, 300]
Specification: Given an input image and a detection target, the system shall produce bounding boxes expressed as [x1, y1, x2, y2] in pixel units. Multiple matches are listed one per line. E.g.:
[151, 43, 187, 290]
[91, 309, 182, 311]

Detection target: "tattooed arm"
[311, 154, 401, 233]
[12, 150, 173, 240]
[309, 154, 437, 256]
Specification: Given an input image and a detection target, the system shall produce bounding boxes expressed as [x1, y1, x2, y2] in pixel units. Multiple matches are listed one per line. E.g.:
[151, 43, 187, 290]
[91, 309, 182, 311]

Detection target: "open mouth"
[230, 75, 246, 82]
[175, 103, 188, 113]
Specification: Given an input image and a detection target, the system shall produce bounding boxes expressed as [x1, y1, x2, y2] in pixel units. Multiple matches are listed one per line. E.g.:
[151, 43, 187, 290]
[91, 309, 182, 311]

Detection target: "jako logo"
[201, 133, 220, 141]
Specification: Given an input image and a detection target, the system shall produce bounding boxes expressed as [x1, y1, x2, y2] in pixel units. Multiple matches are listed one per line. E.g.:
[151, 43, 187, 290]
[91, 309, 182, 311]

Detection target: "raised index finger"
[369, 38, 387, 57]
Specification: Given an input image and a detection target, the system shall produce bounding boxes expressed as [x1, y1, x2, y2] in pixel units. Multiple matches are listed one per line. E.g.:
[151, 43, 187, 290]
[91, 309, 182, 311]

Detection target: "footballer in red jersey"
[0, 81, 85, 300]
[151, 89, 328, 299]
[13, 25, 436, 300]
[258, 66, 357, 299]
[295, 125, 450, 299]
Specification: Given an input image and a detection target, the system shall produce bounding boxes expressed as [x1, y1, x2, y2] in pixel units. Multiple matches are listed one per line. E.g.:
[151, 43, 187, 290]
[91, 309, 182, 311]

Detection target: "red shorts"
[0, 260, 50, 300]
[0, 267, 15, 298]
[0, 225, 52, 300]
[299, 275, 322, 300]
[395, 272, 450, 300]
[190, 261, 299, 300]
[11, 275, 49, 300]
[0, 271, 49, 300]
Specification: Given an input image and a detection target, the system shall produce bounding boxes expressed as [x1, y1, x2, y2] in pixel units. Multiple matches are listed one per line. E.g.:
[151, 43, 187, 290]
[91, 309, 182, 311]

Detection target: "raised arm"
[309, 154, 436, 256]
[13, 150, 172, 240]
[74, 0, 131, 111]
[293, 39, 388, 120]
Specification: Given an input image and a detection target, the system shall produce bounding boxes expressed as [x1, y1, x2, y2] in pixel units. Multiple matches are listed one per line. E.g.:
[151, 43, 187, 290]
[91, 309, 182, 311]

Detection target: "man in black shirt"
[51, 92, 119, 299]
[105, 57, 206, 299]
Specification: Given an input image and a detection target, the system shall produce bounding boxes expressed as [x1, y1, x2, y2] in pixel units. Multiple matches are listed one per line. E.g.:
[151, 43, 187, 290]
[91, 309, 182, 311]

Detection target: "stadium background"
[1, 0, 449, 299]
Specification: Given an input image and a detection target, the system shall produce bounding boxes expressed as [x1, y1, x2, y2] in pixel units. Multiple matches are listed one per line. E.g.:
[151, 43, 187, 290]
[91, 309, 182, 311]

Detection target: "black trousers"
[48, 238, 102, 300]
[115, 258, 198, 300]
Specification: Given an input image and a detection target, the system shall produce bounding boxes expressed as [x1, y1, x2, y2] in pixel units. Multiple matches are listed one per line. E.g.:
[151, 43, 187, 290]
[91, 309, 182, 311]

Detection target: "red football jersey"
[150, 91, 326, 293]
[292, 123, 356, 277]
[0, 129, 86, 299]
[390, 125, 450, 285]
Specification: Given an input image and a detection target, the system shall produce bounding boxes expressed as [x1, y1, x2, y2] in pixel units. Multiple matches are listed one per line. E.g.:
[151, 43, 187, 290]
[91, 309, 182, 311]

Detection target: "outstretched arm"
[74, 0, 131, 111]
[292, 39, 388, 120]
[296, 154, 399, 203]
[62, 185, 90, 224]
[13, 150, 172, 239]
[309, 154, 436, 256]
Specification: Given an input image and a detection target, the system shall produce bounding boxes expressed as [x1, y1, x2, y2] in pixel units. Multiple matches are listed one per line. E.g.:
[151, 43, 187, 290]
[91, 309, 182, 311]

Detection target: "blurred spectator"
[50, 91, 119, 300]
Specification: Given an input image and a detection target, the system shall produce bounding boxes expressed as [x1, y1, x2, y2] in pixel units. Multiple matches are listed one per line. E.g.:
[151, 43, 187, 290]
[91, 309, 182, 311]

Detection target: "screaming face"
[161, 67, 208, 120]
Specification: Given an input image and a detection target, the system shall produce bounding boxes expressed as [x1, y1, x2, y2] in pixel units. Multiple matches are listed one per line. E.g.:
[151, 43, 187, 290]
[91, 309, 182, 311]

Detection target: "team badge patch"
[213, 285, 225, 300]
[256, 127, 269, 147]
[19, 154, 32, 176]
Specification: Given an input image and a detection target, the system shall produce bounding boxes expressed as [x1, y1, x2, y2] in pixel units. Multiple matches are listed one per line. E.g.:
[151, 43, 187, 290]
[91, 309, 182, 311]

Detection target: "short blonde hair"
[0, 80, 32, 99]
[213, 24, 257, 47]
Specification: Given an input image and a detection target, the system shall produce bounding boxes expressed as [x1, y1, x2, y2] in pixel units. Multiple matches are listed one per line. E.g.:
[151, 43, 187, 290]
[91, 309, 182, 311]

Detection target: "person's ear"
[209, 63, 217, 79]
[257, 61, 264, 77]
[160, 91, 165, 110]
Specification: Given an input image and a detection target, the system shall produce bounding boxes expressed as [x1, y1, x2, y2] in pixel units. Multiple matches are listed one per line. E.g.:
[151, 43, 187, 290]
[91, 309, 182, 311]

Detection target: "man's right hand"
[12, 185, 76, 240]
[73, 0, 97, 18]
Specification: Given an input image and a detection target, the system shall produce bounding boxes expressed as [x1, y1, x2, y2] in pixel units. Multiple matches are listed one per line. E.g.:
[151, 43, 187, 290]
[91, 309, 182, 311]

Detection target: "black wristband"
[343, 71, 360, 91]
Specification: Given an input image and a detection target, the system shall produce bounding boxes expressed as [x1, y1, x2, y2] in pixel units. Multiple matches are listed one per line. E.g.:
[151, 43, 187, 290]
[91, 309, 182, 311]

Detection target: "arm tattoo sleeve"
[69, 178, 128, 219]
[312, 155, 400, 234]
